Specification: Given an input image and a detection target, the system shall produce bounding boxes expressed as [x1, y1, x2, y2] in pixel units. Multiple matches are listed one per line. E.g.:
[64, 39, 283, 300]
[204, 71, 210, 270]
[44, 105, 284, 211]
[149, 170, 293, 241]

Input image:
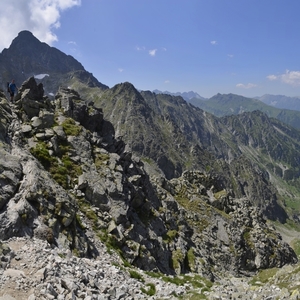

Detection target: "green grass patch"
[214, 189, 227, 200]
[187, 248, 196, 271]
[30, 139, 82, 189]
[179, 292, 208, 300]
[291, 239, 300, 256]
[128, 270, 144, 282]
[249, 267, 279, 286]
[243, 228, 254, 249]
[141, 283, 156, 296]
[77, 198, 99, 229]
[163, 230, 178, 242]
[172, 249, 184, 270]
[141, 157, 153, 165]
[61, 118, 82, 136]
[30, 141, 55, 169]
[94, 152, 110, 168]
[145, 272, 212, 290]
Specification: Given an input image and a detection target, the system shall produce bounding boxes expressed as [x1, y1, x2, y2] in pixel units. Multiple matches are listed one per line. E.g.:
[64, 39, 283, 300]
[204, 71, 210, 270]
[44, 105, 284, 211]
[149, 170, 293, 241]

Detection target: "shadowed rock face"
[1, 31, 84, 75]
[0, 77, 297, 283]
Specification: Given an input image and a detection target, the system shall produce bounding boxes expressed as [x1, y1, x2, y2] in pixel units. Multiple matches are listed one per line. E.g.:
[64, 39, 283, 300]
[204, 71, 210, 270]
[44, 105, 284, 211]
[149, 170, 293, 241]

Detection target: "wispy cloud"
[149, 49, 157, 56]
[0, 0, 81, 51]
[236, 83, 257, 89]
[67, 40, 81, 58]
[227, 54, 234, 58]
[136, 46, 165, 56]
[267, 70, 300, 86]
[164, 80, 170, 84]
[118, 68, 124, 73]
[266, 75, 277, 81]
[136, 46, 146, 51]
[210, 40, 218, 45]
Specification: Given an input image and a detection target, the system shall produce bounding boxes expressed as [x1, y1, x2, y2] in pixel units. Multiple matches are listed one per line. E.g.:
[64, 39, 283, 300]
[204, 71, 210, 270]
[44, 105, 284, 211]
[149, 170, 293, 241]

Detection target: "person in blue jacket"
[8, 79, 18, 102]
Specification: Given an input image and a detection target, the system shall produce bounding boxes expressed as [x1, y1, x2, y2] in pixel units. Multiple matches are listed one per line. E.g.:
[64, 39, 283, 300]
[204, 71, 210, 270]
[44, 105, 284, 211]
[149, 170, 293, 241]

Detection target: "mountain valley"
[1, 31, 300, 299]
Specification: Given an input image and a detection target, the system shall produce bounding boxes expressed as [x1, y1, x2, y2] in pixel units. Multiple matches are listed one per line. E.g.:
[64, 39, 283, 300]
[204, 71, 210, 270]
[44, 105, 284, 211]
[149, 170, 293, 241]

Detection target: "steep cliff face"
[0, 78, 297, 283]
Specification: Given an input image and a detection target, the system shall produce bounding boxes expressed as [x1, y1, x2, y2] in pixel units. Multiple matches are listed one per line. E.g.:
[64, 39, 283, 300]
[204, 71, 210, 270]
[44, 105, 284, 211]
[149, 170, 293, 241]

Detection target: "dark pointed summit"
[1, 30, 84, 75]
[10, 30, 40, 48]
[0, 30, 108, 94]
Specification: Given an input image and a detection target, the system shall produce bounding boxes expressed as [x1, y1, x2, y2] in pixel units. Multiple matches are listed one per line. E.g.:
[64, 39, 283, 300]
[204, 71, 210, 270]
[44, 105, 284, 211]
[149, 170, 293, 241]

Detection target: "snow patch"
[34, 74, 49, 80]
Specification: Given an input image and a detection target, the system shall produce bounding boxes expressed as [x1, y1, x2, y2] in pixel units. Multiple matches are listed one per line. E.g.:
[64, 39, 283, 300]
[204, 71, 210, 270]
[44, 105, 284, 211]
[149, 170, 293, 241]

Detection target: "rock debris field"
[1, 237, 300, 300]
[0, 237, 187, 300]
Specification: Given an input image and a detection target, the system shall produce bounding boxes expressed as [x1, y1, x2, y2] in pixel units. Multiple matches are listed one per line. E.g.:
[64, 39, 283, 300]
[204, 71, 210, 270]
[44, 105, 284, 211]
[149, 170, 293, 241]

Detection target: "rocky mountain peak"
[0, 31, 85, 92]
[110, 81, 141, 98]
[8, 30, 41, 50]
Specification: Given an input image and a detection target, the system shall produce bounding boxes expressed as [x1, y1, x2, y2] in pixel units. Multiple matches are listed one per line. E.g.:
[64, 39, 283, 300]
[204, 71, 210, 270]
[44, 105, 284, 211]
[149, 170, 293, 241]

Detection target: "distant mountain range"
[256, 94, 300, 111]
[153, 89, 207, 101]
[180, 93, 300, 130]
[152, 90, 300, 129]
[154, 90, 300, 112]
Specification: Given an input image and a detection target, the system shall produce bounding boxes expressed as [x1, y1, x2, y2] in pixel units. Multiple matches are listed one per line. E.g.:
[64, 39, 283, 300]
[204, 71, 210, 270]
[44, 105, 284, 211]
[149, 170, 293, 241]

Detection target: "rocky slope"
[0, 77, 298, 299]
[2, 31, 300, 224]
[91, 85, 300, 223]
[2, 31, 300, 299]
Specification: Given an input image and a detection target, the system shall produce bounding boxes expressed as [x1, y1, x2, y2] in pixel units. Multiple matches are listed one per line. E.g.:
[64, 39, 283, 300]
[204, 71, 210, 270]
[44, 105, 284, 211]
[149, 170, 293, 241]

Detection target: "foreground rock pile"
[0, 237, 187, 300]
[1, 237, 300, 300]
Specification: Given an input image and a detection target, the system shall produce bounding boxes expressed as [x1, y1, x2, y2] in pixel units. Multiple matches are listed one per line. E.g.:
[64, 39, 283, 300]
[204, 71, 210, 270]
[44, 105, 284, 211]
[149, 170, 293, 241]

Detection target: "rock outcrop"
[0, 77, 298, 299]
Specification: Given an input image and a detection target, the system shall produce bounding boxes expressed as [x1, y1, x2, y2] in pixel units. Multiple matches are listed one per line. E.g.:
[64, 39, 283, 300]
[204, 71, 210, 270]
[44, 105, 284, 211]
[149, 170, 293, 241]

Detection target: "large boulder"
[56, 87, 103, 132]
[15, 76, 44, 101]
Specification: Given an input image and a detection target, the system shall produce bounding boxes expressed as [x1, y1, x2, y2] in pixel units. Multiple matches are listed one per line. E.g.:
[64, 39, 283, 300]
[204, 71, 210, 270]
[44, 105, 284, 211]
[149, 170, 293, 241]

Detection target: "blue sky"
[1, 0, 300, 98]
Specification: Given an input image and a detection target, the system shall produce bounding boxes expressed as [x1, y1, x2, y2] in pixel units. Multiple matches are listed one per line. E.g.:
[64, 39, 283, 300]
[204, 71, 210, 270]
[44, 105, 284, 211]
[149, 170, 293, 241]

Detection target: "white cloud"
[266, 74, 277, 81]
[164, 80, 170, 84]
[236, 83, 257, 89]
[149, 49, 157, 56]
[210, 40, 218, 45]
[136, 46, 145, 51]
[227, 54, 234, 58]
[267, 70, 300, 86]
[118, 68, 124, 73]
[0, 0, 81, 51]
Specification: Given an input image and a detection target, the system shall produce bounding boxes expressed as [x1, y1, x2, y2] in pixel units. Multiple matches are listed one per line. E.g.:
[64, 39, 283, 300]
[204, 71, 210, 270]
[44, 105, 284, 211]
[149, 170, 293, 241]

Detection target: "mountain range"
[256, 94, 300, 111]
[187, 93, 300, 130]
[153, 89, 300, 113]
[1, 30, 300, 298]
[153, 89, 206, 101]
